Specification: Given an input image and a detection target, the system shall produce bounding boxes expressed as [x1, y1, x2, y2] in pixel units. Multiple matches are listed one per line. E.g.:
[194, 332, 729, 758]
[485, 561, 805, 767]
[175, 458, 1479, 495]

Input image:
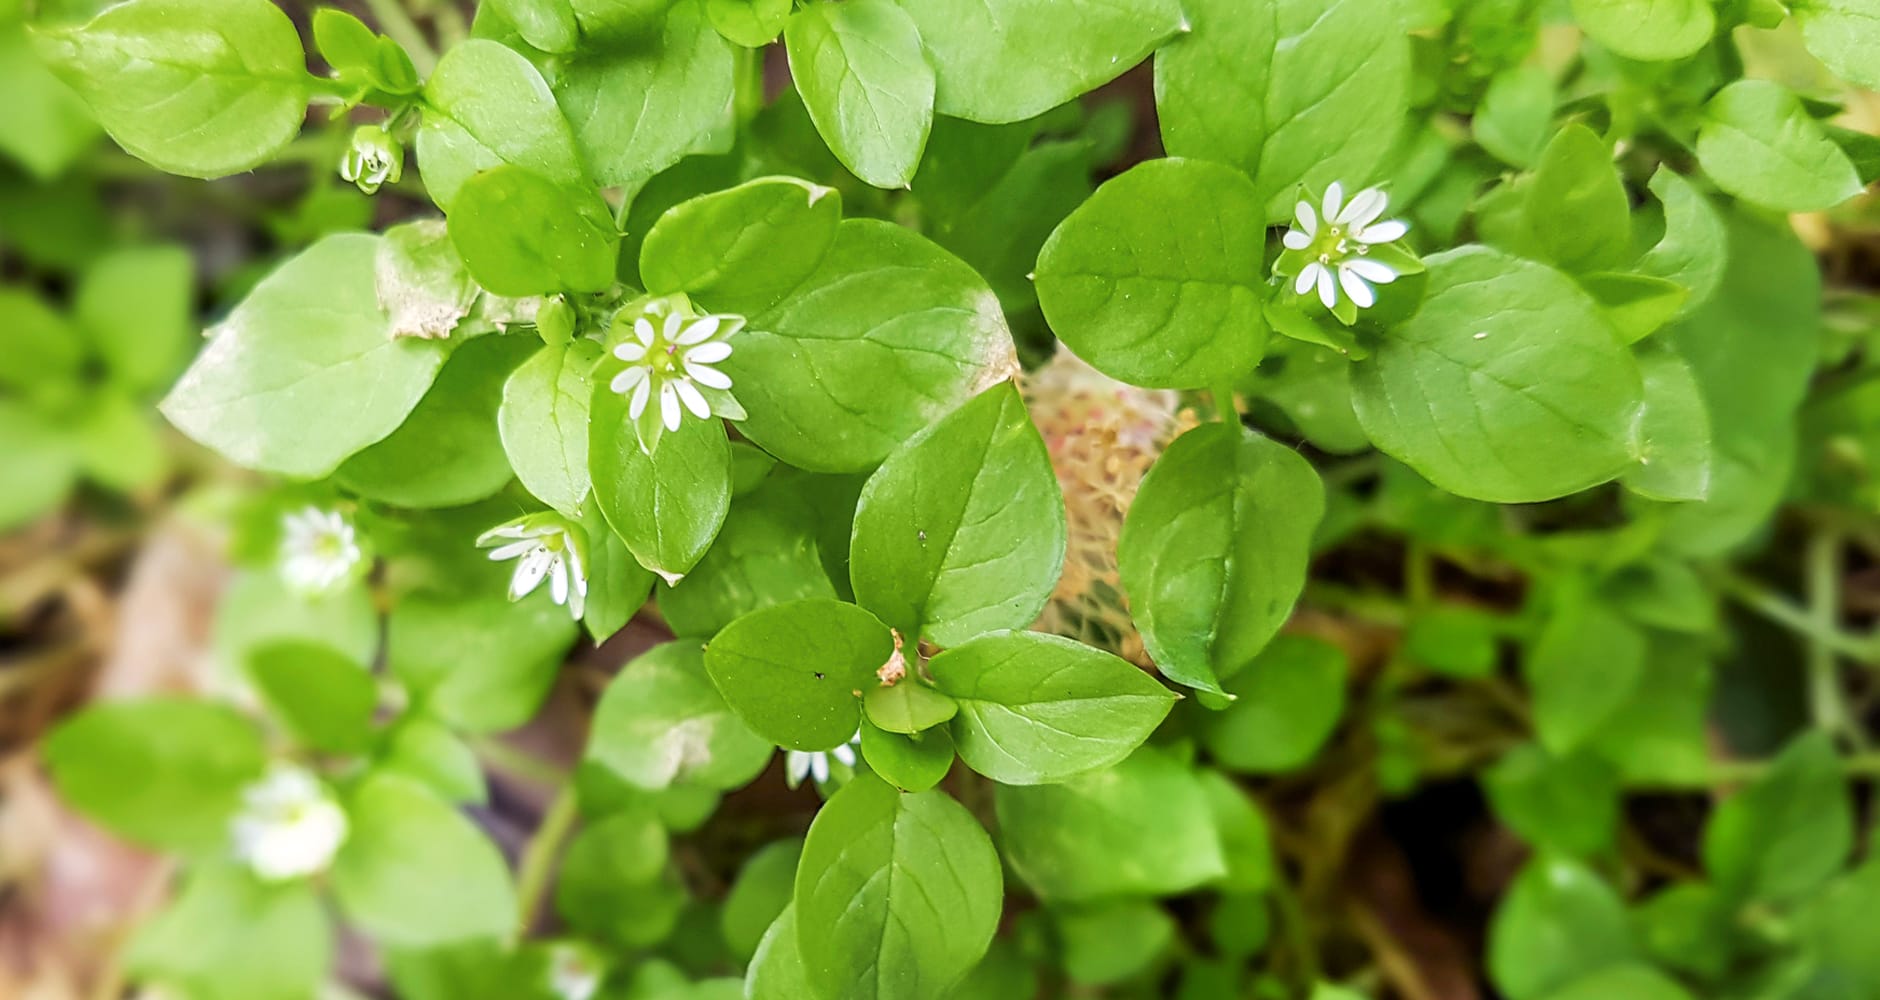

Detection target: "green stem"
[1641, 752, 1880, 789]
[1269, 871, 1321, 987]
[1716, 569, 1878, 663]
[512, 784, 580, 942]
[365, 0, 439, 76]
[474, 737, 569, 788]
[734, 46, 766, 126]
[1211, 383, 1239, 423]
[1806, 531, 1868, 749]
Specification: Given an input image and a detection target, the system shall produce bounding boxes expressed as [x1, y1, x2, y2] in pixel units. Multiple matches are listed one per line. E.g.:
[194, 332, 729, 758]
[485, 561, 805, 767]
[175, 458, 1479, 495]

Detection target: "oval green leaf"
[703, 599, 894, 751]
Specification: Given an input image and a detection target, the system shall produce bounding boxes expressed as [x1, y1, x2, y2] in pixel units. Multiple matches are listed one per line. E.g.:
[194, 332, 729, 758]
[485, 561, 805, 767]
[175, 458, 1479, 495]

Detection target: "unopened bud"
[339, 125, 403, 195]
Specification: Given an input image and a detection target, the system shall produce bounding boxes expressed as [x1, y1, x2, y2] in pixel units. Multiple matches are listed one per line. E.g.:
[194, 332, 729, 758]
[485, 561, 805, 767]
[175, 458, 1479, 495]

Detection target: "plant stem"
[1211, 383, 1239, 423]
[366, 0, 439, 76]
[1715, 569, 1878, 663]
[1806, 530, 1869, 750]
[474, 737, 569, 788]
[513, 784, 580, 942]
[1268, 869, 1321, 987]
[734, 46, 766, 126]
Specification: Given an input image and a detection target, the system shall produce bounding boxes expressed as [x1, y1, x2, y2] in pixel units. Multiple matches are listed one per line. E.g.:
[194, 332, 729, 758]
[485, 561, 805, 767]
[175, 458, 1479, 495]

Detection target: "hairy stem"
[513, 784, 581, 942]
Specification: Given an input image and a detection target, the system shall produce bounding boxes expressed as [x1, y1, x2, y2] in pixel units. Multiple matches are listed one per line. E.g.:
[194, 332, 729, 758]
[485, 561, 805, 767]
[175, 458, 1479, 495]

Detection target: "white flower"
[1283, 182, 1409, 311]
[477, 516, 588, 620]
[279, 506, 362, 595]
[230, 764, 348, 882]
[609, 304, 742, 433]
[339, 125, 402, 195]
[785, 733, 860, 788]
[547, 945, 604, 1000]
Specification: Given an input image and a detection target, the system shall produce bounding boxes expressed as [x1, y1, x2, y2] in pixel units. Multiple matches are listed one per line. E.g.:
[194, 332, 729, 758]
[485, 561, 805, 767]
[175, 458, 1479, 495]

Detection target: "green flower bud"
[537, 296, 576, 346]
[339, 125, 403, 195]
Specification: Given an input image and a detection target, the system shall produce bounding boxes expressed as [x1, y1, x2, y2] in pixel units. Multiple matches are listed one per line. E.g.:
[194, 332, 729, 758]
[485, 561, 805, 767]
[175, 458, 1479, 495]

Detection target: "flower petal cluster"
[608, 297, 743, 435]
[230, 764, 348, 882]
[1282, 182, 1411, 311]
[477, 514, 589, 620]
[280, 506, 363, 595]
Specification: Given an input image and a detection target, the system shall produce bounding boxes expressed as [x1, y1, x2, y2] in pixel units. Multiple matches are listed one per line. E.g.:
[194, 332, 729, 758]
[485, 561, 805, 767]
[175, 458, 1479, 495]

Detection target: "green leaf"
[1402, 603, 1501, 678]
[490, 0, 579, 51]
[312, 9, 418, 96]
[849, 382, 1064, 645]
[590, 391, 732, 583]
[1483, 745, 1619, 857]
[1570, 0, 1714, 61]
[43, 698, 265, 853]
[1351, 246, 1642, 503]
[1035, 158, 1268, 389]
[1622, 346, 1713, 502]
[332, 775, 517, 947]
[1793, 0, 1880, 91]
[578, 503, 656, 642]
[0, 22, 99, 181]
[31, 0, 308, 178]
[748, 905, 816, 1000]
[1583, 635, 1713, 786]
[1660, 211, 1819, 555]
[448, 166, 619, 297]
[929, 631, 1174, 785]
[1536, 965, 1695, 1000]
[1526, 587, 1646, 756]
[1199, 635, 1347, 773]
[1696, 80, 1863, 213]
[127, 866, 330, 1000]
[863, 682, 959, 735]
[1198, 771, 1274, 894]
[387, 591, 578, 734]
[337, 334, 533, 509]
[0, 288, 81, 395]
[1579, 272, 1689, 345]
[416, 39, 587, 211]
[724, 839, 804, 961]
[555, 808, 673, 933]
[246, 640, 378, 754]
[858, 721, 956, 791]
[501, 340, 600, 516]
[75, 244, 193, 392]
[1792, 860, 1880, 998]
[641, 176, 843, 317]
[706, 0, 793, 46]
[161, 234, 449, 478]
[728, 219, 1018, 472]
[379, 716, 488, 805]
[1056, 900, 1176, 986]
[1487, 856, 1635, 1000]
[995, 748, 1227, 902]
[1473, 66, 1556, 169]
[895, 0, 1184, 124]
[1636, 168, 1726, 321]
[1118, 424, 1325, 694]
[786, 0, 934, 189]
[704, 599, 894, 750]
[794, 774, 1003, 1000]
[555, 0, 735, 187]
[660, 472, 842, 637]
[1155, 0, 1413, 219]
[1703, 731, 1852, 904]
[1525, 124, 1630, 274]
[589, 641, 773, 791]
[212, 570, 380, 672]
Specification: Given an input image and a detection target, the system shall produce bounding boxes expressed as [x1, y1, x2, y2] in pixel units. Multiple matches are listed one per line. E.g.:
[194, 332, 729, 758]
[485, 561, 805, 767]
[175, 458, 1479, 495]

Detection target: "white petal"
[1338, 187, 1388, 228]
[1296, 263, 1323, 296]
[685, 361, 733, 389]
[786, 752, 811, 787]
[613, 341, 647, 363]
[673, 378, 711, 419]
[634, 317, 658, 347]
[832, 742, 857, 766]
[628, 374, 652, 419]
[566, 580, 585, 620]
[684, 341, 732, 365]
[676, 315, 719, 345]
[611, 366, 648, 395]
[487, 540, 537, 561]
[1322, 182, 1345, 222]
[1317, 265, 1338, 309]
[810, 753, 830, 784]
[1339, 267, 1376, 309]
[660, 381, 682, 431]
[549, 559, 570, 605]
[1293, 200, 1318, 237]
[661, 310, 685, 341]
[1344, 258, 1399, 283]
[1283, 228, 1313, 250]
[510, 548, 553, 599]
[1357, 219, 1409, 244]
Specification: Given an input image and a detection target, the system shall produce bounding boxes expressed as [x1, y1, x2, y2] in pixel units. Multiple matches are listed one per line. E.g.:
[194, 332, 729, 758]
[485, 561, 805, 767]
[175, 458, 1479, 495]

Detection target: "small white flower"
[339, 125, 402, 195]
[279, 506, 362, 595]
[785, 733, 860, 789]
[1283, 182, 1409, 311]
[230, 764, 348, 882]
[609, 303, 742, 433]
[477, 516, 588, 620]
[547, 945, 604, 1000]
